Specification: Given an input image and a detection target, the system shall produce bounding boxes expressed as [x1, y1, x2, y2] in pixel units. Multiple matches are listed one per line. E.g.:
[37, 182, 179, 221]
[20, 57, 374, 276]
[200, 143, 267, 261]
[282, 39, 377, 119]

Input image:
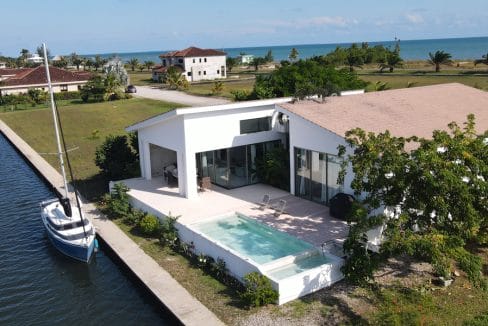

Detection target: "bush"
[240, 272, 278, 307]
[53, 91, 81, 101]
[138, 214, 160, 236]
[230, 89, 252, 101]
[95, 134, 139, 180]
[159, 214, 179, 248]
[102, 182, 131, 219]
[123, 208, 145, 226]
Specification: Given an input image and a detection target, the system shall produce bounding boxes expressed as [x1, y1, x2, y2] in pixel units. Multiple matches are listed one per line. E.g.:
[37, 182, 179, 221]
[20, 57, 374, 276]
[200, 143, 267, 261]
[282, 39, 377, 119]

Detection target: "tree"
[254, 59, 367, 100]
[20, 48, 30, 59]
[143, 60, 154, 71]
[338, 115, 488, 285]
[251, 57, 266, 71]
[264, 50, 274, 63]
[80, 75, 107, 102]
[166, 67, 189, 90]
[289, 48, 299, 62]
[211, 81, 224, 95]
[36, 45, 50, 58]
[127, 58, 139, 72]
[474, 53, 488, 66]
[94, 55, 104, 71]
[70, 52, 84, 70]
[52, 56, 69, 69]
[345, 45, 364, 72]
[84, 58, 94, 71]
[95, 134, 139, 180]
[226, 57, 238, 72]
[428, 50, 453, 72]
[138, 64, 145, 72]
[379, 50, 403, 73]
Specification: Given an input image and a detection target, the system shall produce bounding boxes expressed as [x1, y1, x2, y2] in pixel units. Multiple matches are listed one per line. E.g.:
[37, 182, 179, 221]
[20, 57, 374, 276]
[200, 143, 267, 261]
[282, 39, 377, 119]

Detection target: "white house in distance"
[123, 83, 488, 304]
[0, 62, 6, 69]
[0, 66, 91, 95]
[152, 46, 226, 82]
[238, 54, 254, 65]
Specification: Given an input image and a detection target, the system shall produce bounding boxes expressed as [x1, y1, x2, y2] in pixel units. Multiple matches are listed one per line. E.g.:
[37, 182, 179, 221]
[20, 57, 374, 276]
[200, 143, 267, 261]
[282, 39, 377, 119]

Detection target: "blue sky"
[1, 0, 487, 56]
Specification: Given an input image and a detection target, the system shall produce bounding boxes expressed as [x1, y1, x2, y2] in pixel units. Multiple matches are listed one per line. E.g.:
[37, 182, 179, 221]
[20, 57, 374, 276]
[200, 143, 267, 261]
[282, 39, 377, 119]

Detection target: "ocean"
[87, 36, 488, 63]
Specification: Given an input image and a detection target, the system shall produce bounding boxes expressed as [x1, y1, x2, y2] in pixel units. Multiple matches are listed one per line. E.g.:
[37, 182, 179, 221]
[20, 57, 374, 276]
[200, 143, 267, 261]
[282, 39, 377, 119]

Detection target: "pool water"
[193, 213, 314, 264]
[267, 254, 330, 280]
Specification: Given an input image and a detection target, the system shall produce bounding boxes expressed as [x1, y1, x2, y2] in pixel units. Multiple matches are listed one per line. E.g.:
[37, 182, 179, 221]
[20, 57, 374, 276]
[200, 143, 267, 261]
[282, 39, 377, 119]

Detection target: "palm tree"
[474, 53, 488, 66]
[143, 60, 154, 71]
[379, 50, 404, 73]
[226, 57, 237, 72]
[289, 48, 299, 62]
[166, 67, 188, 90]
[85, 58, 94, 71]
[428, 50, 452, 72]
[346, 47, 363, 72]
[127, 58, 139, 72]
[94, 55, 104, 71]
[251, 57, 266, 71]
[70, 52, 84, 70]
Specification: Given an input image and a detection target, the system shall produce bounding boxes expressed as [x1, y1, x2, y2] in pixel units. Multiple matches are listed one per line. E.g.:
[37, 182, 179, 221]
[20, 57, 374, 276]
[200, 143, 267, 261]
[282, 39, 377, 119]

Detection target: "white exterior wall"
[183, 56, 226, 82]
[0, 82, 84, 95]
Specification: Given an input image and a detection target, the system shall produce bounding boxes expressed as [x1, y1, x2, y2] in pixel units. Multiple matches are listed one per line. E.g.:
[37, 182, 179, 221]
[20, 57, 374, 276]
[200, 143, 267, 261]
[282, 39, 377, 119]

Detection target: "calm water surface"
[0, 134, 170, 325]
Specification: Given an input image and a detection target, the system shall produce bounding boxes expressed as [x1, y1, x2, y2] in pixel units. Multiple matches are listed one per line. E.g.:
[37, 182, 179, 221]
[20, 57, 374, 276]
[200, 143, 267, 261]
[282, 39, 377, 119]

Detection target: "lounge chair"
[199, 176, 212, 191]
[273, 199, 286, 217]
[259, 194, 271, 210]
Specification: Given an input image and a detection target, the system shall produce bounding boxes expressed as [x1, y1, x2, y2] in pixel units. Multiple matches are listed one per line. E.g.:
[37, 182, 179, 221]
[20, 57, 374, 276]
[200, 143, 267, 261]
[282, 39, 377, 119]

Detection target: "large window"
[294, 147, 343, 205]
[196, 140, 281, 189]
[240, 117, 271, 134]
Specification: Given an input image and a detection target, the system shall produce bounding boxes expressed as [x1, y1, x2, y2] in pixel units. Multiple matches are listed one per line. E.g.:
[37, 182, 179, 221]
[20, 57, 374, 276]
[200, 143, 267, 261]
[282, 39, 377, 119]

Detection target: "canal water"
[0, 134, 170, 325]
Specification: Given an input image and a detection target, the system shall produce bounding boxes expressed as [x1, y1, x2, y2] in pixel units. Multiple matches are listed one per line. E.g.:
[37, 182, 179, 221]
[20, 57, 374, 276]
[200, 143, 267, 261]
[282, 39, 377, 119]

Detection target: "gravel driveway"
[133, 86, 230, 107]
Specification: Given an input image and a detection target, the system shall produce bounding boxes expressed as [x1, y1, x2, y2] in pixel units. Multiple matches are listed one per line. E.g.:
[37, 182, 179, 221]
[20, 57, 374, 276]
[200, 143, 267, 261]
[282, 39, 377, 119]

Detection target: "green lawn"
[186, 79, 255, 99]
[0, 98, 182, 199]
[128, 71, 157, 86]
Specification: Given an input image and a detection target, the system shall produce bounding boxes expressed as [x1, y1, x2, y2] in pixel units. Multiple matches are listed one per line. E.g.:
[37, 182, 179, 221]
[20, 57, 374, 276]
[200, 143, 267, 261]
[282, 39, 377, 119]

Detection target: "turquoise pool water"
[267, 254, 330, 280]
[193, 213, 314, 264]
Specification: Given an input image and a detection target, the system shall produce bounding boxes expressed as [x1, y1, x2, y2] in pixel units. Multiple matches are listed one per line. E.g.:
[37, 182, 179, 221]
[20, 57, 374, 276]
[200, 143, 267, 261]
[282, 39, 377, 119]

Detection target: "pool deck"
[0, 120, 225, 326]
[122, 177, 349, 247]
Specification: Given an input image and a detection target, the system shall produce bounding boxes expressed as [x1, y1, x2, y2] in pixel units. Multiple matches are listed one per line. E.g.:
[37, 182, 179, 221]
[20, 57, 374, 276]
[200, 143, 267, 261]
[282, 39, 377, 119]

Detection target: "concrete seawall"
[0, 119, 225, 326]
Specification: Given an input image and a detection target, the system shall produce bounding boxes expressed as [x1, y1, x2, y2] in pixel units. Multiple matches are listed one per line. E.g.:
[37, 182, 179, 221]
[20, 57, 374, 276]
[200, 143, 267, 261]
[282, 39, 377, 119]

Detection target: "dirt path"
[133, 86, 231, 107]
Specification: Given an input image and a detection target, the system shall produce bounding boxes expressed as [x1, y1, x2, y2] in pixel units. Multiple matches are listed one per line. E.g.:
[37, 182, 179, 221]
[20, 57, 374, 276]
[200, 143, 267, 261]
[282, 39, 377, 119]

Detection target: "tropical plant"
[36, 45, 50, 58]
[289, 47, 299, 62]
[102, 182, 131, 219]
[338, 114, 488, 286]
[143, 60, 154, 71]
[240, 272, 278, 307]
[474, 53, 488, 66]
[226, 57, 238, 72]
[95, 134, 139, 179]
[345, 45, 364, 72]
[70, 52, 84, 70]
[374, 81, 390, 91]
[52, 56, 69, 69]
[159, 214, 179, 248]
[264, 50, 274, 63]
[93, 55, 105, 71]
[379, 50, 403, 72]
[251, 57, 267, 71]
[84, 58, 93, 71]
[27, 88, 46, 105]
[127, 58, 139, 71]
[138, 214, 160, 236]
[230, 89, 251, 101]
[211, 81, 224, 95]
[428, 50, 453, 72]
[138, 64, 144, 72]
[166, 67, 189, 90]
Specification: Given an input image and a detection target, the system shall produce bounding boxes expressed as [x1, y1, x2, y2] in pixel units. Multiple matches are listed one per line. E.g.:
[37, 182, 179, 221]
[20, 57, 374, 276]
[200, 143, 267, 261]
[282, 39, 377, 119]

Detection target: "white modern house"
[123, 83, 488, 304]
[0, 62, 6, 69]
[238, 54, 254, 65]
[152, 46, 226, 82]
[26, 53, 44, 64]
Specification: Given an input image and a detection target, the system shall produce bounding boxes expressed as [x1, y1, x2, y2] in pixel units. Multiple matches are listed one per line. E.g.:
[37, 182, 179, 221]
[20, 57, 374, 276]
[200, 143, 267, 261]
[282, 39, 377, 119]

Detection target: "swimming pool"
[192, 213, 314, 264]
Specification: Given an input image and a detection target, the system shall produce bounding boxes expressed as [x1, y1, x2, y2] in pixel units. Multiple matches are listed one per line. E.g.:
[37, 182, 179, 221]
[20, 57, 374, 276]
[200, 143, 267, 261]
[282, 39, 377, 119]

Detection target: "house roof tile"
[159, 46, 226, 58]
[1, 66, 91, 87]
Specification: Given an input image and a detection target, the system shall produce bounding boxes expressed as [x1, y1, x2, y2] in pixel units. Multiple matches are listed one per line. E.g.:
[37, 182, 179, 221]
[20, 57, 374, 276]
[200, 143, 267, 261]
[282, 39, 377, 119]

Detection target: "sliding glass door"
[294, 147, 343, 205]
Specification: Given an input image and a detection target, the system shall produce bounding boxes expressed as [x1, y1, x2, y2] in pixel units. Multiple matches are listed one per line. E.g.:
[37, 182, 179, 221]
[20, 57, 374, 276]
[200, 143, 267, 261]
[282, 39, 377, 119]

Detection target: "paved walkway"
[134, 86, 230, 107]
[0, 119, 225, 326]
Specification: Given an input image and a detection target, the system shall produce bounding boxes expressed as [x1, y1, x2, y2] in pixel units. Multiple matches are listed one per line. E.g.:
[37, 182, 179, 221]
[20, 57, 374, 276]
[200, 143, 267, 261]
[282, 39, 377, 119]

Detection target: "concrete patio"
[120, 177, 349, 247]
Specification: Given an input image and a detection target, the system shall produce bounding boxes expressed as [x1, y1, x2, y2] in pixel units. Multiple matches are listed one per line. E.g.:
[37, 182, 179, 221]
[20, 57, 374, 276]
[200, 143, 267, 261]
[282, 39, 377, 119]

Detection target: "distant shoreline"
[83, 35, 488, 62]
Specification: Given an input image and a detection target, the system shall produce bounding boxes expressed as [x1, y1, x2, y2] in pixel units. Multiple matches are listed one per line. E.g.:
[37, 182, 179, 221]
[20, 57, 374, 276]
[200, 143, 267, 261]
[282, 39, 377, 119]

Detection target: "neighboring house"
[124, 83, 488, 304]
[0, 66, 91, 95]
[26, 53, 44, 64]
[0, 62, 6, 69]
[152, 46, 226, 82]
[238, 54, 254, 65]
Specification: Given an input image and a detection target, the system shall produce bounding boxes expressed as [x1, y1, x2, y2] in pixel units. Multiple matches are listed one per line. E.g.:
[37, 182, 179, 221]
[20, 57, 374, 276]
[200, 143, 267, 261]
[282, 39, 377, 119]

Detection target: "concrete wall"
[184, 56, 226, 82]
[0, 82, 84, 95]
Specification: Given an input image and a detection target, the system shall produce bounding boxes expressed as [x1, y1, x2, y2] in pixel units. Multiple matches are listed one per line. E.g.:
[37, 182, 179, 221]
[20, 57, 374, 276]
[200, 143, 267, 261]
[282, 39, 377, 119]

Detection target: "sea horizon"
[84, 35, 488, 63]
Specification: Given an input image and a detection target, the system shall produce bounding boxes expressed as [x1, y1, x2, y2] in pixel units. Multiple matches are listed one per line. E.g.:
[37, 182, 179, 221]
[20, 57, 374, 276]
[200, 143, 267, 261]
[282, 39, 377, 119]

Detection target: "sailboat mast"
[42, 43, 70, 200]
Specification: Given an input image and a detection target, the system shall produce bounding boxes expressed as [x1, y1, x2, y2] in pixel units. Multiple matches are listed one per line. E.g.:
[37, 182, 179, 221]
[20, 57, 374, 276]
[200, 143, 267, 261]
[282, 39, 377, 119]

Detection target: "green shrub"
[138, 214, 160, 236]
[95, 134, 139, 180]
[53, 91, 81, 101]
[102, 182, 131, 219]
[230, 89, 251, 101]
[123, 208, 145, 226]
[159, 214, 179, 248]
[240, 272, 278, 307]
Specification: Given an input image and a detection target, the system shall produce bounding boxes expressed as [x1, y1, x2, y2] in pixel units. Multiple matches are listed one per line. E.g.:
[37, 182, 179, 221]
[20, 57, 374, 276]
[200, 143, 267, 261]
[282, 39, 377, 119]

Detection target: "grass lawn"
[0, 97, 182, 199]
[186, 79, 255, 99]
[128, 71, 157, 86]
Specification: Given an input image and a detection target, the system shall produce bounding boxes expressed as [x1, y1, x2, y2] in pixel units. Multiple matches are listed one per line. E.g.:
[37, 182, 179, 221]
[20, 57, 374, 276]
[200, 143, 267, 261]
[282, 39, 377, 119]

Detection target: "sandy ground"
[133, 86, 231, 107]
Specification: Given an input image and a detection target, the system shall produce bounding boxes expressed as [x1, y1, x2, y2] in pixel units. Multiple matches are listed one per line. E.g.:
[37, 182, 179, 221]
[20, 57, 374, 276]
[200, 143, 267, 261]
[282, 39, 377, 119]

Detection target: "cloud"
[265, 16, 357, 29]
[405, 13, 424, 24]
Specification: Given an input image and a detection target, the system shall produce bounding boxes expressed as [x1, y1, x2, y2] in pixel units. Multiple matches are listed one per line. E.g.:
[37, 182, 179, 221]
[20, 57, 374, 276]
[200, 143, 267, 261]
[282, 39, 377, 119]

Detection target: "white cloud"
[263, 16, 357, 30]
[405, 13, 424, 24]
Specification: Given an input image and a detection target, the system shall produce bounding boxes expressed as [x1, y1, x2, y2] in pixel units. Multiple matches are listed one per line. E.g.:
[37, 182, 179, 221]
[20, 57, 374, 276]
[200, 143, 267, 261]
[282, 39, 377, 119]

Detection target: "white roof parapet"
[126, 97, 293, 132]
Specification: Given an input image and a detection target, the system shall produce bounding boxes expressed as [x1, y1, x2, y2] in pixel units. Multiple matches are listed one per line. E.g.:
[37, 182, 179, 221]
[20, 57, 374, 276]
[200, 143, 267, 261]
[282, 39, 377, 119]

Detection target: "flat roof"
[279, 83, 488, 140]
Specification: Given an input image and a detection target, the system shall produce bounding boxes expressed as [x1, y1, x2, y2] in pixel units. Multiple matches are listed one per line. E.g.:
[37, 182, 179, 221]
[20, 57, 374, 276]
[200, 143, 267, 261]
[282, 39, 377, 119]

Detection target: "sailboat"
[39, 43, 96, 262]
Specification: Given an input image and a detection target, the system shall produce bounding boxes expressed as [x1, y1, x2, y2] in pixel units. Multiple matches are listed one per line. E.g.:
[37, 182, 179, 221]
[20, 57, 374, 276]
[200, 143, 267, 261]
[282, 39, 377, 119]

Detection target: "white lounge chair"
[273, 199, 286, 217]
[259, 194, 271, 210]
